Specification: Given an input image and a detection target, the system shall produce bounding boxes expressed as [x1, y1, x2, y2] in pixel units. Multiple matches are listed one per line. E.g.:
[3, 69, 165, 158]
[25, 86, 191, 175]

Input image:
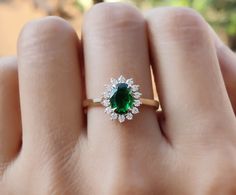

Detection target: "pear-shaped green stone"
[110, 83, 134, 114]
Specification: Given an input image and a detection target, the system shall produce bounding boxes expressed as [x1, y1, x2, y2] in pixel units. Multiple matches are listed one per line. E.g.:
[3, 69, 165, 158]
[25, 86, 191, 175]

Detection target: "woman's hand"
[0, 3, 236, 195]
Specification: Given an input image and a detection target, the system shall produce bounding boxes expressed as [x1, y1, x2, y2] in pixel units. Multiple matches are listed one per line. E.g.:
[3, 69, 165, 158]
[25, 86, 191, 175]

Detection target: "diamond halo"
[101, 75, 142, 123]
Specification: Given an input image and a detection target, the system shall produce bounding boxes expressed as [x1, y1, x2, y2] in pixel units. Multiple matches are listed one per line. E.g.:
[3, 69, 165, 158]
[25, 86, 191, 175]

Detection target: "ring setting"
[83, 75, 160, 123]
[101, 75, 141, 123]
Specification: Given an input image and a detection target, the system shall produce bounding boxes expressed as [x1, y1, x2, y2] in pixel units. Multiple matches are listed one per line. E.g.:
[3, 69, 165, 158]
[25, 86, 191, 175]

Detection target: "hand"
[0, 3, 236, 195]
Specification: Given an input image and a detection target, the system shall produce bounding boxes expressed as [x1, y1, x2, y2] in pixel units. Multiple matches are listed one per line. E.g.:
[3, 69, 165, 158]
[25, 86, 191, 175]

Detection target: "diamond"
[103, 91, 110, 99]
[105, 84, 111, 90]
[102, 99, 110, 107]
[118, 115, 125, 123]
[110, 83, 134, 114]
[118, 75, 126, 83]
[126, 113, 133, 120]
[134, 100, 141, 107]
[131, 107, 139, 114]
[105, 107, 112, 114]
[131, 85, 139, 92]
[111, 113, 118, 120]
[111, 78, 118, 85]
[126, 78, 134, 86]
[133, 92, 142, 99]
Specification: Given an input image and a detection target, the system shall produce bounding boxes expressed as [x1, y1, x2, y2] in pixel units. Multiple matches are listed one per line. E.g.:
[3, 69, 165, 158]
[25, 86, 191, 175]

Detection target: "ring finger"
[83, 3, 161, 140]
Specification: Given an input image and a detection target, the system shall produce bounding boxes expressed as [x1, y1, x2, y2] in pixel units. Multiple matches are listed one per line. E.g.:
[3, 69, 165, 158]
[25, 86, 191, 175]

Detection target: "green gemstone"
[110, 83, 134, 114]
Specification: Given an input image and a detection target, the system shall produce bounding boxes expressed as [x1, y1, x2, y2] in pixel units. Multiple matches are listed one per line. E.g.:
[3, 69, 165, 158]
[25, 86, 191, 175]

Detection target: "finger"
[18, 17, 84, 155]
[0, 57, 21, 173]
[209, 27, 236, 113]
[83, 3, 162, 140]
[146, 7, 235, 144]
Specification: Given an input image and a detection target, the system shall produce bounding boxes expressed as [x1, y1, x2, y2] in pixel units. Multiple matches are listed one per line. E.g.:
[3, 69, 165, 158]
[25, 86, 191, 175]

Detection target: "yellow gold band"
[83, 98, 159, 109]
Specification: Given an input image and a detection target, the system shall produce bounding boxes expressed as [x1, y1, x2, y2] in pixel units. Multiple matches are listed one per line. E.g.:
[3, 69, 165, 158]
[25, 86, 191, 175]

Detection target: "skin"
[0, 3, 236, 195]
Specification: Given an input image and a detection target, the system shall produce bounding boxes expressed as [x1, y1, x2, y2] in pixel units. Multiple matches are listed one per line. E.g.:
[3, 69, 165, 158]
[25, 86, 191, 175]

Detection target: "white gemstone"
[131, 85, 139, 92]
[126, 113, 133, 120]
[118, 115, 125, 123]
[111, 113, 118, 120]
[118, 75, 126, 83]
[110, 78, 118, 85]
[126, 78, 134, 86]
[111, 85, 117, 90]
[103, 91, 110, 99]
[102, 99, 110, 107]
[105, 107, 112, 114]
[134, 100, 141, 107]
[131, 107, 139, 114]
[133, 92, 142, 99]
[104, 84, 111, 90]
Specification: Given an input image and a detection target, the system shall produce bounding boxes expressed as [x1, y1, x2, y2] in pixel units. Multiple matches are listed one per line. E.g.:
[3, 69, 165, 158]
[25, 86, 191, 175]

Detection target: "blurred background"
[0, 0, 235, 56]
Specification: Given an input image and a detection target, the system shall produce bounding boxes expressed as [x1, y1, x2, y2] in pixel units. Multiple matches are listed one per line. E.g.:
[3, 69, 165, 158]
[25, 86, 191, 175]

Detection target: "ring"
[83, 75, 159, 123]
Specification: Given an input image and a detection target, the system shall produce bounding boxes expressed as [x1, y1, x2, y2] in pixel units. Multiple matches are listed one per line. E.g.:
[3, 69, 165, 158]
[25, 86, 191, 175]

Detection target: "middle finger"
[83, 3, 162, 144]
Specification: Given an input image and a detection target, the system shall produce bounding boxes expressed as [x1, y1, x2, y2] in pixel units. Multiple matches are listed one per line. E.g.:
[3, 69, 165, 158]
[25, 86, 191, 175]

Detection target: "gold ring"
[83, 75, 159, 123]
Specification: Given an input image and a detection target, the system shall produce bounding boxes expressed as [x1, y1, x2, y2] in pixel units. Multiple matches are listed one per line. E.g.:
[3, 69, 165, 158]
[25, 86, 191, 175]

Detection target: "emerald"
[110, 83, 134, 114]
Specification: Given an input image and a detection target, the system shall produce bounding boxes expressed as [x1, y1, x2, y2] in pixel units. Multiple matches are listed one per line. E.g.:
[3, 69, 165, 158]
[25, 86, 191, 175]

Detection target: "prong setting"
[101, 75, 142, 123]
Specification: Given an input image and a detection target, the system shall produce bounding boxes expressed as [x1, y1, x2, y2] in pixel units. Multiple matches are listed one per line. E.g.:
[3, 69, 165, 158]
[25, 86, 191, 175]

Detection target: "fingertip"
[83, 2, 143, 35]
[17, 16, 78, 60]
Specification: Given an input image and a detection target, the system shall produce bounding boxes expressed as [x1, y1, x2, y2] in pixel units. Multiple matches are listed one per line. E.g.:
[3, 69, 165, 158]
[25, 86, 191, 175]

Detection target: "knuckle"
[17, 16, 77, 68]
[20, 16, 72, 37]
[84, 3, 143, 33]
[148, 7, 208, 45]
[162, 7, 204, 27]
[18, 16, 76, 50]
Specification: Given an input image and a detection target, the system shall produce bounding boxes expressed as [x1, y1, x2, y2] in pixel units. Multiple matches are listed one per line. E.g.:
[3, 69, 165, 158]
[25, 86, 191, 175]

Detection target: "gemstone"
[126, 113, 133, 120]
[103, 91, 110, 99]
[105, 107, 112, 114]
[102, 99, 110, 107]
[110, 78, 118, 85]
[131, 85, 139, 92]
[118, 115, 126, 123]
[134, 99, 141, 107]
[131, 107, 139, 114]
[126, 78, 134, 86]
[111, 113, 118, 120]
[133, 92, 142, 99]
[118, 75, 126, 83]
[110, 83, 134, 114]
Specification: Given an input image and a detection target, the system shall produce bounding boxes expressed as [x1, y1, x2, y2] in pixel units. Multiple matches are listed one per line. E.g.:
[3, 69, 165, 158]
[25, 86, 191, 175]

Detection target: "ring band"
[83, 75, 159, 123]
